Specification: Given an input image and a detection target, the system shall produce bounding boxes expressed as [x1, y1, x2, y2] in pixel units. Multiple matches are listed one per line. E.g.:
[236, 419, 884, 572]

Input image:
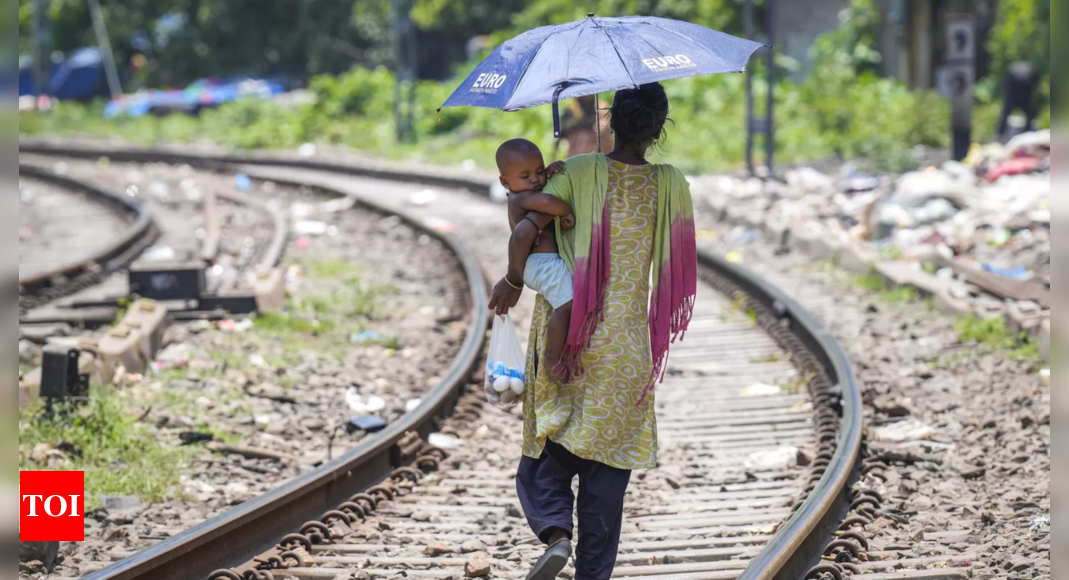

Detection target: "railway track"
[18, 163, 156, 312]
[18, 156, 290, 329]
[19, 142, 865, 580]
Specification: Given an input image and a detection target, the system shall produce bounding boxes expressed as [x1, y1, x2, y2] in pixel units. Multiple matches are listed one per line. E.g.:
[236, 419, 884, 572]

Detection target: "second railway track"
[20, 142, 864, 580]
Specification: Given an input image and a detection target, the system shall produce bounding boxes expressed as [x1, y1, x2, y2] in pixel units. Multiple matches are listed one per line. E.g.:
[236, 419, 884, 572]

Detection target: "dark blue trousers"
[516, 440, 633, 580]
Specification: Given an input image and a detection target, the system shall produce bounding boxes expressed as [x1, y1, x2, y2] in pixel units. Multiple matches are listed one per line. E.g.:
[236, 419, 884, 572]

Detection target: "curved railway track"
[19, 142, 865, 580]
[18, 163, 157, 312]
[18, 156, 290, 327]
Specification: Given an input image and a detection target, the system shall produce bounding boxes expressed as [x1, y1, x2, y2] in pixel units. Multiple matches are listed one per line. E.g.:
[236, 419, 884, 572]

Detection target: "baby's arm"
[518, 193, 573, 218]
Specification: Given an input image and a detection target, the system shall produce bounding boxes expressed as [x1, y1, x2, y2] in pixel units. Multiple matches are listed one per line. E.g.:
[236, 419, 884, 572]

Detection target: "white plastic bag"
[485, 315, 526, 407]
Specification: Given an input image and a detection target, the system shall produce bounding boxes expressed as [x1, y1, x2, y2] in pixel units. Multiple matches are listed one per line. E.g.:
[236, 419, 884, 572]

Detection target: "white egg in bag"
[484, 314, 526, 408]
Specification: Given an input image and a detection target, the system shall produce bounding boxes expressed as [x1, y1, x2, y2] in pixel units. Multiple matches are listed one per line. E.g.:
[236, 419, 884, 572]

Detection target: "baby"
[496, 139, 574, 380]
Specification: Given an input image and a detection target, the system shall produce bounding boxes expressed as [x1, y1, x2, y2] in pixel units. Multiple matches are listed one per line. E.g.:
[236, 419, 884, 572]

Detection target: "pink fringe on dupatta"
[552, 204, 612, 383]
[639, 218, 697, 405]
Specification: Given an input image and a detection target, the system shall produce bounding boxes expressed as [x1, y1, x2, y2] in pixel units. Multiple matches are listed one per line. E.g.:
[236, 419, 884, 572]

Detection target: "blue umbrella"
[440, 14, 767, 137]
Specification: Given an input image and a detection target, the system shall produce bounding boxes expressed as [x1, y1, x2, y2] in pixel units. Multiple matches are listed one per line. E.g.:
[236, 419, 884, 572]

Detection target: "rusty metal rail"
[44, 154, 491, 580]
[17, 163, 156, 307]
[20, 142, 861, 580]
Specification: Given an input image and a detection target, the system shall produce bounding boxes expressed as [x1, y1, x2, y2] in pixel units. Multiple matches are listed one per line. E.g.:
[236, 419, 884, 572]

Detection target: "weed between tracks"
[19, 392, 193, 509]
[955, 315, 1041, 361]
[17, 258, 400, 507]
[854, 270, 1040, 362]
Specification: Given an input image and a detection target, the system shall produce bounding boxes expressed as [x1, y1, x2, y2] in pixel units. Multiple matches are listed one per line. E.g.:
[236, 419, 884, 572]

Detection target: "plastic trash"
[298, 143, 318, 158]
[141, 245, 178, 263]
[982, 264, 1030, 280]
[294, 220, 329, 236]
[350, 330, 382, 344]
[1030, 515, 1050, 531]
[408, 189, 440, 206]
[740, 383, 782, 397]
[428, 433, 463, 449]
[235, 174, 252, 191]
[485, 315, 525, 407]
[149, 181, 170, 200]
[346, 388, 386, 414]
[871, 419, 935, 443]
[346, 416, 387, 434]
[745, 446, 799, 470]
[405, 399, 422, 412]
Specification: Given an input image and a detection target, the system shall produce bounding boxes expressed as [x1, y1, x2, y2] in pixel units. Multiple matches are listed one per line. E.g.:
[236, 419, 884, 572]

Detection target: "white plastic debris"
[745, 447, 799, 470]
[428, 433, 463, 449]
[290, 201, 315, 218]
[294, 220, 329, 236]
[321, 198, 354, 213]
[1030, 515, 1050, 531]
[872, 419, 936, 443]
[141, 245, 177, 263]
[408, 189, 440, 206]
[298, 143, 318, 158]
[248, 353, 267, 367]
[405, 399, 422, 412]
[740, 383, 782, 397]
[149, 181, 170, 200]
[254, 414, 272, 427]
[1039, 368, 1050, 386]
[345, 388, 386, 414]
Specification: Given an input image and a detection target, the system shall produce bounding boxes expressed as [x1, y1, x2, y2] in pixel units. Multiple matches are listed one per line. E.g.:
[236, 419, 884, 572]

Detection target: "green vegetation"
[19, 392, 191, 509]
[954, 315, 1040, 361]
[880, 285, 918, 304]
[18, 0, 1048, 174]
[752, 354, 782, 364]
[852, 270, 933, 304]
[854, 271, 888, 293]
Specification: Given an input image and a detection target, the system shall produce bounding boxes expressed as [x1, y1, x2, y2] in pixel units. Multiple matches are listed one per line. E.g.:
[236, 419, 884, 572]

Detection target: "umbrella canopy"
[441, 15, 766, 136]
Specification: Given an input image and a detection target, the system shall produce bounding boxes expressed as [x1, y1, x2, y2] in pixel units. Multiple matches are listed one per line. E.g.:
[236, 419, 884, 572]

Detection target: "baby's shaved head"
[496, 139, 543, 173]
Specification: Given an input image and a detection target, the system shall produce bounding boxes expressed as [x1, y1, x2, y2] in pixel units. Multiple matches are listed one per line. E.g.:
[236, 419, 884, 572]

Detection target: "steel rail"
[17, 163, 155, 296]
[706, 251, 863, 580]
[73, 167, 489, 580]
[21, 142, 861, 579]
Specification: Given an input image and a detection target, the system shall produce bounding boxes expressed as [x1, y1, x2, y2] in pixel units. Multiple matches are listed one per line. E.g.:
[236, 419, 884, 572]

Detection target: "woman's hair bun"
[610, 83, 669, 146]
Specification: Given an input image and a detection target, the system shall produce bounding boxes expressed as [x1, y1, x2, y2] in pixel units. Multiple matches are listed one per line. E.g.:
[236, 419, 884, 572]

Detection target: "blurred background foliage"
[18, 0, 1049, 174]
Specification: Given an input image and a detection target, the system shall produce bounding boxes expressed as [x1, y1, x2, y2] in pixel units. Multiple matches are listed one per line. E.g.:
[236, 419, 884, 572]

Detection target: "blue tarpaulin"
[19, 49, 106, 99]
[49, 48, 106, 100]
[105, 76, 286, 118]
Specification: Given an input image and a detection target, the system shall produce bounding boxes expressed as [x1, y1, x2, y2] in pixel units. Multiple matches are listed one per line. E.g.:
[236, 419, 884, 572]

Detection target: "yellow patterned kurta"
[523, 160, 659, 471]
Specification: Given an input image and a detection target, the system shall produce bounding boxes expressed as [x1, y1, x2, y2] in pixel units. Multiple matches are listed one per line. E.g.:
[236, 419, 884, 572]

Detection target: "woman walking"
[489, 82, 697, 580]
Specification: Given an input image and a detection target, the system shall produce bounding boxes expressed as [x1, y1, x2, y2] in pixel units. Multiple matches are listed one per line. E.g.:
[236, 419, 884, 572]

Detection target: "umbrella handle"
[552, 84, 565, 139]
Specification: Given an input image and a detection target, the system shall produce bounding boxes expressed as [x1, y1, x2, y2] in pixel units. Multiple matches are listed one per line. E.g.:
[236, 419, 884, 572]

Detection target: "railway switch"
[128, 264, 206, 302]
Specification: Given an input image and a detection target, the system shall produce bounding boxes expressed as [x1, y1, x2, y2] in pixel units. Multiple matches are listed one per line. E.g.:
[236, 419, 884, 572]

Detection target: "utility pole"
[391, 0, 417, 143]
[744, 0, 776, 178]
[87, 0, 123, 99]
[31, 0, 52, 106]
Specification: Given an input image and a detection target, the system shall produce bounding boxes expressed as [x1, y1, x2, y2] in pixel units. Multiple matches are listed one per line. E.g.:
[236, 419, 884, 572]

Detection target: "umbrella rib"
[593, 20, 639, 90]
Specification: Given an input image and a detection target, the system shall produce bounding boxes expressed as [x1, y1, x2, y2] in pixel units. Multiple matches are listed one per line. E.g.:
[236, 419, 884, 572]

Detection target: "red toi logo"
[20, 472, 85, 542]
